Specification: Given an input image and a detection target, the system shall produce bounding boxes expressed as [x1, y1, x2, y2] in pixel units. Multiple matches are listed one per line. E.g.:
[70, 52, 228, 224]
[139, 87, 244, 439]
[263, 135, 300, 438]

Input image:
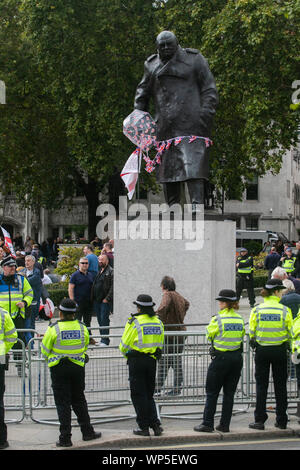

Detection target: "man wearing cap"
[279, 247, 297, 276]
[41, 298, 102, 447]
[236, 248, 256, 308]
[194, 289, 245, 433]
[119, 294, 164, 437]
[0, 255, 33, 376]
[249, 279, 293, 430]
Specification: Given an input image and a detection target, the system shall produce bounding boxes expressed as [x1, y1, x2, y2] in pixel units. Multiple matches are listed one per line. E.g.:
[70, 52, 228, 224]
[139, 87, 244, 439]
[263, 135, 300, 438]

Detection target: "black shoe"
[151, 424, 163, 436]
[133, 428, 150, 436]
[0, 441, 9, 450]
[193, 424, 214, 433]
[83, 431, 102, 441]
[274, 422, 287, 430]
[249, 422, 265, 430]
[56, 440, 73, 447]
[216, 424, 230, 433]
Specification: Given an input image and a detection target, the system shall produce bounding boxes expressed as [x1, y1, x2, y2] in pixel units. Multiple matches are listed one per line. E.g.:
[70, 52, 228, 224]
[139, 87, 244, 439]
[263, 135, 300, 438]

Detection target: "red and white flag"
[0, 226, 16, 258]
[120, 150, 141, 200]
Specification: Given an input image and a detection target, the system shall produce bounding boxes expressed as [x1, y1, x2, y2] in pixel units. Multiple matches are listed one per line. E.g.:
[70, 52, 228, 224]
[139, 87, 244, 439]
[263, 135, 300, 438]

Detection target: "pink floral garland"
[140, 135, 213, 174]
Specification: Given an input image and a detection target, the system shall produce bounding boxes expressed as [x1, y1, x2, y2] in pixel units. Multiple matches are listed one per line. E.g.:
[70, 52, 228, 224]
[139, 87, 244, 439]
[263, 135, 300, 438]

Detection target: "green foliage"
[54, 245, 101, 278]
[252, 269, 268, 288]
[0, 0, 299, 213]
[158, 0, 300, 198]
[54, 246, 84, 278]
[243, 241, 264, 257]
[253, 251, 267, 268]
[47, 283, 69, 307]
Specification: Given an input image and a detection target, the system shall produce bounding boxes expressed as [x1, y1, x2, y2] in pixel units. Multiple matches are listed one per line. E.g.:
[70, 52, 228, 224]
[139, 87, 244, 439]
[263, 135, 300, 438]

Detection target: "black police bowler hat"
[133, 294, 156, 307]
[215, 289, 238, 302]
[265, 279, 285, 290]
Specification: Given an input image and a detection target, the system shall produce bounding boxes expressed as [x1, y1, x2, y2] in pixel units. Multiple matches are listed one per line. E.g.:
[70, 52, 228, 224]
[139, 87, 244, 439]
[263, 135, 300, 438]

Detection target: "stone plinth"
[113, 218, 236, 327]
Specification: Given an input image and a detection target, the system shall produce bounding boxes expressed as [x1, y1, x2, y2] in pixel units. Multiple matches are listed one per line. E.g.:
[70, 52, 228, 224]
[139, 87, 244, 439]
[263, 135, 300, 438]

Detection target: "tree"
[0, 0, 161, 238]
[19, 0, 161, 235]
[157, 0, 300, 201]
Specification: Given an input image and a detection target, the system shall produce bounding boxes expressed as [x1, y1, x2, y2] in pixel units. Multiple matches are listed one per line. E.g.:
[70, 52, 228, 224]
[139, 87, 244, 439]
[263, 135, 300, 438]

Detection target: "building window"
[245, 216, 259, 231]
[287, 180, 290, 198]
[246, 176, 258, 200]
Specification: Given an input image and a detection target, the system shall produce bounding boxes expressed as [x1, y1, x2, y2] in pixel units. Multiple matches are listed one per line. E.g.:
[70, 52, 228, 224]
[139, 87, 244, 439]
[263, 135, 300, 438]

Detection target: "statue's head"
[156, 31, 178, 63]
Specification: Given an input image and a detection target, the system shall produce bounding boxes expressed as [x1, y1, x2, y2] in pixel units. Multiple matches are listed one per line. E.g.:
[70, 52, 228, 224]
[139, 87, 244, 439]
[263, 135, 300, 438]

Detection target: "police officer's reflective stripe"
[0, 297, 24, 302]
[23, 290, 34, 297]
[0, 311, 5, 363]
[132, 317, 163, 349]
[4, 336, 16, 343]
[0, 311, 4, 335]
[17, 275, 24, 294]
[120, 339, 130, 350]
[41, 343, 51, 354]
[255, 335, 289, 342]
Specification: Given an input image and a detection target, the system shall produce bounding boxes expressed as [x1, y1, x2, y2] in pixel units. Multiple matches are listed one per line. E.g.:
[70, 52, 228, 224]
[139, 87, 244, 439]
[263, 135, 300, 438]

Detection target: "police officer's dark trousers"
[254, 344, 288, 426]
[128, 353, 161, 430]
[50, 359, 94, 441]
[0, 365, 7, 445]
[236, 274, 255, 307]
[202, 350, 243, 428]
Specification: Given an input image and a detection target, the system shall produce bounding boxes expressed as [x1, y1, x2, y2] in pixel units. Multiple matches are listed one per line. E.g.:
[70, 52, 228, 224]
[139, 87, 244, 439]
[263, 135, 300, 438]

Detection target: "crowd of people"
[236, 239, 300, 310]
[2, 232, 300, 447]
[0, 234, 115, 341]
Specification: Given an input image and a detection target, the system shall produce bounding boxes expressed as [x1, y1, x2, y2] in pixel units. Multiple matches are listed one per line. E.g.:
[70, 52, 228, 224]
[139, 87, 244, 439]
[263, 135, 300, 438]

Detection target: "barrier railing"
[4, 326, 300, 425]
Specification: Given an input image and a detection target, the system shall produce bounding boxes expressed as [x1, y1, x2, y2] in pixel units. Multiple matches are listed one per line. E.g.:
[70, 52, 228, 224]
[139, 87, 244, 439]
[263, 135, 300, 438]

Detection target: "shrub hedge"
[47, 283, 69, 307]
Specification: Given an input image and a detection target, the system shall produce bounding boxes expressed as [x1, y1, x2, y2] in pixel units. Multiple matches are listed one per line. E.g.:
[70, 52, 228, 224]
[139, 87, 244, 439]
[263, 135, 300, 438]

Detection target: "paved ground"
[5, 291, 300, 451]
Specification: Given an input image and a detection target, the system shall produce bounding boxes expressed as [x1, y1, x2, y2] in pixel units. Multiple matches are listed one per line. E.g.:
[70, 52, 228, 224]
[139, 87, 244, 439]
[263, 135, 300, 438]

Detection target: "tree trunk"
[84, 176, 100, 241]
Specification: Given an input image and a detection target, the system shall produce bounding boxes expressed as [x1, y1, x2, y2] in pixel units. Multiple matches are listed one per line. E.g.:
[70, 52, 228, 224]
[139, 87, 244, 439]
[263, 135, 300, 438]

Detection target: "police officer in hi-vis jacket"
[41, 298, 101, 447]
[119, 294, 164, 437]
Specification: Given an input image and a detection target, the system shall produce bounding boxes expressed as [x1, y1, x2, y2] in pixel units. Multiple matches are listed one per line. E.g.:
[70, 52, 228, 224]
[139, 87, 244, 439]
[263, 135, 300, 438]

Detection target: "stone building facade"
[223, 146, 300, 241]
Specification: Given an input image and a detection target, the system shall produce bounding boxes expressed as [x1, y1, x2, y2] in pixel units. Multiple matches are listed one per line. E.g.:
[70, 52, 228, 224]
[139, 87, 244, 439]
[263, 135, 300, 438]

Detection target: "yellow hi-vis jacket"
[291, 313, 300, 354]
[249, 296, 293, 346]
[0, 274, 33, 320]
[0, 307, 17, 365]
[41, 319, 90, 368]
[207, 308, 245, 352]
[237, 256, 253, 274]
[119, 314, 164, 360]
[281, 256, 296, 273]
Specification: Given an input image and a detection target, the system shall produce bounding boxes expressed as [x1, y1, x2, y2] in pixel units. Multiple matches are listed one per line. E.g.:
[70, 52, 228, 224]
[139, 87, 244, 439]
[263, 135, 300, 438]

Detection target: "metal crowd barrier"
[4, 325, 300, 425]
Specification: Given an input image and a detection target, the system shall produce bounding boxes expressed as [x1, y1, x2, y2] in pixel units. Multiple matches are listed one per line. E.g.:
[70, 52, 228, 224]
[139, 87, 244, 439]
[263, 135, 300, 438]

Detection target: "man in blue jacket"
[264, 247, 281, 280]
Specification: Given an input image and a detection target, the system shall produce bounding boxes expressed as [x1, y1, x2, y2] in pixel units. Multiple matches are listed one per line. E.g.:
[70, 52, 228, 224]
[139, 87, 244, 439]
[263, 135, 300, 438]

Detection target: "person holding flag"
[0, 227, 16, 258]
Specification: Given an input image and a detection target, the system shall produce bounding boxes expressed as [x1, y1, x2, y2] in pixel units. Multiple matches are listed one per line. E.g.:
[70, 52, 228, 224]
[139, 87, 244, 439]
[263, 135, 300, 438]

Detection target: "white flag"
[120, 150, 141, 200]
[0, 226, 16, 257]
